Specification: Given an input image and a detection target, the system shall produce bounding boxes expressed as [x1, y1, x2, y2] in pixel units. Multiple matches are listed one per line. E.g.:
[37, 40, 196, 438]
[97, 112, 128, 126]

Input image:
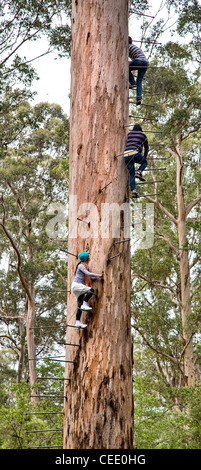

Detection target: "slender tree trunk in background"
[0, 216, 38, 396]
[26, 220, 38, 403]
[17, 317, 25, 383]
[176, 138, 195, 386]
[26, 294, 38, 402]
[63, 0, 133, 449]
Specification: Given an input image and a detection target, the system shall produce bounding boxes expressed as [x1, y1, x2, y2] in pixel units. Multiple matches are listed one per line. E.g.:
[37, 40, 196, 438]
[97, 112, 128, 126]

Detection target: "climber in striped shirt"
[128, 36, 149, 105]
[124, 124, 149, 199]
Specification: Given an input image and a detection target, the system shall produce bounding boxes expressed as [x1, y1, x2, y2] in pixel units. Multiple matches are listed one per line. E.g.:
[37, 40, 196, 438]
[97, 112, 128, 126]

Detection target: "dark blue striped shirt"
[129, 44, 148, 62]
[124, 130, 149, 158]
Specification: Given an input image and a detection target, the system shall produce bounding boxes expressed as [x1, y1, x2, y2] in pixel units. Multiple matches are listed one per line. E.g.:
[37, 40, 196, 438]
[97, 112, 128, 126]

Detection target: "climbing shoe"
[81, 301, 92, 311]
[131, 190, 138, 199]
[136, 99, 142, 105]
[135, 172, 146, 181]
[75, 320, 87, 328]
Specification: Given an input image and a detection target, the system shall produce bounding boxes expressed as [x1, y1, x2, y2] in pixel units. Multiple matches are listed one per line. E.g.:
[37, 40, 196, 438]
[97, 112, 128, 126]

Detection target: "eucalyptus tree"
[0, 95, 69, 400]
[64, 0, 133, 450]
[130, 41, 201, 387]
[0, 0, 71, 85]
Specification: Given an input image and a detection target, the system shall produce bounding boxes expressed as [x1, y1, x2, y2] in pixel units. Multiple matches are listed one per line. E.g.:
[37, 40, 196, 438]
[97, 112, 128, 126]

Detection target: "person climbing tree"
[128, 36, 149, 105]
[71, 252, 103, 328]
[124, 123, 149, 199]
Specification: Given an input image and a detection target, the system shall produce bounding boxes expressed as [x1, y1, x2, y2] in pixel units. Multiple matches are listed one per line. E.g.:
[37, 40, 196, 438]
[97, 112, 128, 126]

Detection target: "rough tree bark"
[63, 0, 133, 449]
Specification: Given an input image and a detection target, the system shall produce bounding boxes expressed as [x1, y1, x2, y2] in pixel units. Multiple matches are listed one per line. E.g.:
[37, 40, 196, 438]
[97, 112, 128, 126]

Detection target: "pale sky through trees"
[25, 0, 184, 115]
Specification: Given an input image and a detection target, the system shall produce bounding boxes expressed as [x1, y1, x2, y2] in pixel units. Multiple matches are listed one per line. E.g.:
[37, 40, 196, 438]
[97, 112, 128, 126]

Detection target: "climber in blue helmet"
[71, 252, 103, 328]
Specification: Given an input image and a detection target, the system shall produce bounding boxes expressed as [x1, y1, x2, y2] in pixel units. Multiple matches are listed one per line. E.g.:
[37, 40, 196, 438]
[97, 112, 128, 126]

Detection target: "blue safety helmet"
[78, 252, 89, 262]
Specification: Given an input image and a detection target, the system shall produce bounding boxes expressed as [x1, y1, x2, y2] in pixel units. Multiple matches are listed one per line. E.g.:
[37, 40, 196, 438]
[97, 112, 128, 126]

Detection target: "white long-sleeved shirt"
[74, 263, 98, 285]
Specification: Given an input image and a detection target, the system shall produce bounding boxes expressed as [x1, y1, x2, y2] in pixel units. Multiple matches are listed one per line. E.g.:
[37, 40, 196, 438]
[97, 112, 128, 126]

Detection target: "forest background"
[0, 0, 201, 449]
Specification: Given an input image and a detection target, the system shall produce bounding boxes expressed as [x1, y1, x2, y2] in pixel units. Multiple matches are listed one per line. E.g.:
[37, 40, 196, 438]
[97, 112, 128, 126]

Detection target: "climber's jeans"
[129, 59, 149, 99]
[124, 152, 147, 191]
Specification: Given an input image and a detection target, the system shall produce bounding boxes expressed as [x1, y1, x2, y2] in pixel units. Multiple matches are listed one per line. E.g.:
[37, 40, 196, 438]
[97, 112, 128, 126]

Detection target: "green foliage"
[0, 0, 71, 85]
[0, 96, 69, 379]
[176, 0, 201, 37]
[0, 350, 17, 406]
[49, 24, 71, 58]
[1, 0, 201, 451]
[134, 335, 201, 449]
[166, 0, 201, 62]
[129, 0, 201, 449]
[129, 0, 150, 13]
[134, 370, 201, 449]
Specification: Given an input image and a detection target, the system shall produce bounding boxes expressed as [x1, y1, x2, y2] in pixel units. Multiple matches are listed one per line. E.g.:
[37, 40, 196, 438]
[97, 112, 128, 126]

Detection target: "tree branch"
[166, 146, 181, 163]
[144, 196, 178, 225]
[180, 332, 195, 360]
[133, 273, 181, 306]
[134, 325, 183, 371]
[186, 194, 201, 217]
[0, 306, 24, 321]
[0, 334, 20, 350]
[0, 216, 32, 302]
[157, 233, 179, 256]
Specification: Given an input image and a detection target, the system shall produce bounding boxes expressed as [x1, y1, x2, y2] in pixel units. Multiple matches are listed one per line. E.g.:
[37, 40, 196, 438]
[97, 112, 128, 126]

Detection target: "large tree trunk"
[176, 138, 195, 386]
[63, 0, 133, 449]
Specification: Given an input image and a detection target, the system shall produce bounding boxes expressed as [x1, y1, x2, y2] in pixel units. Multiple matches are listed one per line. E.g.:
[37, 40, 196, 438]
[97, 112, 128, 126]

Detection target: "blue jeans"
[129, 59, 148, 100]
[124, 152, 147, 190]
